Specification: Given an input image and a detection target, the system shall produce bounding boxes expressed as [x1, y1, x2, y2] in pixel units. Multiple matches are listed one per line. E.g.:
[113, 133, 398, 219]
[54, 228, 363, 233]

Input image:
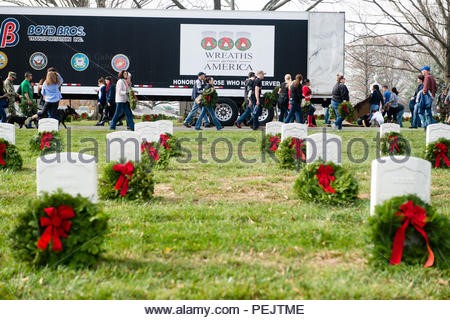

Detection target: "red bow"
[113, 161, 134, 197]
[388, 135, 401, 154]
[40, 132, 53, 150]
[342, 105, 348, 114]
[141, 142, 160, 161]
[316, 164, 336, 194]
[433, 143, 450, 168]
[0, 143, 6, 166]
[269, 136, 280, 152]
[390, 200, 434, 268]
[290, 138, 306, 161]
[37, 205, 75, 252]
[160, 134, 171, 150]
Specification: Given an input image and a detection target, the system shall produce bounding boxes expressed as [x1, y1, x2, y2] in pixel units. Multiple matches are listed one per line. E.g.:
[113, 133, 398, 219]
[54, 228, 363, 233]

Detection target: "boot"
[307, 115, 316, 127]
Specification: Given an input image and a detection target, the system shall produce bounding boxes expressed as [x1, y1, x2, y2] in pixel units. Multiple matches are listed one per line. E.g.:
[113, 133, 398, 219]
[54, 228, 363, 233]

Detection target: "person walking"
[41, 71, 63, 120]
[330, 74, 349, 130]
[436, 85, 449, 123]
[284, 74, 303, 124]
[95, 77, 107, 126]
[369, 84, 383, 117]
[419, 65, 437, 128]
[303, 79, 315, 127]
[184, 72, 210, 128]
[235, 72, 256, 128]
[20, 71, 34, 107]
[277, 74, 291, 122]
[386, 87, 400, 123]
[0, 76, 8, 123]
[250, 70, 265, 130]
[410, 74, 424, 128]
[322, 98, 331, 125]
[98, 76, 116, 126]
[382, 85, 391, 118]
[195, 77, 223, 131]
[3, 71, 19, 117]
[109, 70, 135, 131]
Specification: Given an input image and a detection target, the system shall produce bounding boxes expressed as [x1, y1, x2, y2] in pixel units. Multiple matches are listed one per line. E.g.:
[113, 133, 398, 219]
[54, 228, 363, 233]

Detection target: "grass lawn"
[0, 124, 449, 299]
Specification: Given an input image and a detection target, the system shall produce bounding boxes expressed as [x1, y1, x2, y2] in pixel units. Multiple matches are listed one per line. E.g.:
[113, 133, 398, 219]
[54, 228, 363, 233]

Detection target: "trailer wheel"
[215, 98, 238, 126]
[258, 107, 275, 125]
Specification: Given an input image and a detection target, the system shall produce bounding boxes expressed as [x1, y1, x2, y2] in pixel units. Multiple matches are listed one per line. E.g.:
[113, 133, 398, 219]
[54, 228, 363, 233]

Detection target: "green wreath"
[19, 100, 38, 117]
[338, 101, 355, 122]
[276, 137, 307, 171]
[368, 195, 450, 268]
[99, 161, 154, 201]
[30, 131, 64, 155]
[261, 133, 281, 154]
[293, 161, 359, 205]
[10, 191, 109, 268]
[380, 132, 410, 156]
[201, 88, 218, 107]
[424, 138, 450, 169]
[301, 101, 312, 123]
[0, 138, 23, 171]
[129, 89, 138, 110]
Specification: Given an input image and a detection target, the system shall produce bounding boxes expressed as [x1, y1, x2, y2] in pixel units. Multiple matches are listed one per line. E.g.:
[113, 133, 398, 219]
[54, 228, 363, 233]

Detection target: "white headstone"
[106, 131, 141, 162]
[36, 152, 98, 203]
[380, 123, 400, 137]
[0, 123, 15, 144]
[38, 118, 59, 133]
[135, 122, 160, 143]
[281, 123, 308, 141]
[306, 133, 342, 164]
[426, 123, 450, 145]
[265, 121, 284, 136]
[156, 120, 173, 135]
[370, 157, 431, 215]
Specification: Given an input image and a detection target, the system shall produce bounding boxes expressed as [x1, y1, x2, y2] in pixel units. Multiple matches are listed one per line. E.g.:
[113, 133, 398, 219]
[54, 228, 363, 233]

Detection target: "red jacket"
[423, 74, 437, 97]
[302, 85, 312, 101]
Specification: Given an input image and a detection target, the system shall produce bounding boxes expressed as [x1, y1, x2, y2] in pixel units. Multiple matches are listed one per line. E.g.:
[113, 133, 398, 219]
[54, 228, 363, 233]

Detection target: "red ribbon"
[113, 161, 134, 197]
[141, 142, 160, 161]
[40, 132, 53, 150]
[389, 135, 401, 154]
[342, 105, 348, 114]
[390, 200, 435, 268]
[316, 164, 336, 194]
[434, 143, 450, 168]
[160, 134, 171, 150]
[37, 205, 75, 252]
[269, 136, 280, 152]
[0, 143, 6, 166]
[290, 138, 306, 161]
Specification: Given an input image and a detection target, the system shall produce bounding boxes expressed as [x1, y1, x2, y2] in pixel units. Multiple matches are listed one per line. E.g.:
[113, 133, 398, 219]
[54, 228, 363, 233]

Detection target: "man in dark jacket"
[183, 72, 210, 128]
[235, 71, 255, 128]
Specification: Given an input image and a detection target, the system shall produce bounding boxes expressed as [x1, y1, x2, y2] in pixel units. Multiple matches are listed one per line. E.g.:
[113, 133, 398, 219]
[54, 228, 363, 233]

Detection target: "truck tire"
[258, 107, 275, 125]
[215, 98, 239, 126]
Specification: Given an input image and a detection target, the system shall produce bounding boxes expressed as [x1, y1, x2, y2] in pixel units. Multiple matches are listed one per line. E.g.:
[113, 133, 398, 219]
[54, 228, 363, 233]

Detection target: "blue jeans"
[285, 100, 302, 123]
[0, 107, 6, 122]
[331, 100, 343, 130]
[42, 101, 59, 120]
[237, 102, 252, 125]
[110, 102, 135, 130]
[369, 104, 380, 121]
[184, 102, 209, 126]
[195, 106, 222, 130]
[396, 104, 405, 127]
[252, 104, 262, 129]
[412, 103, 421, 128]
[324, 107, 330, 124]
[418, 105, 433, 128]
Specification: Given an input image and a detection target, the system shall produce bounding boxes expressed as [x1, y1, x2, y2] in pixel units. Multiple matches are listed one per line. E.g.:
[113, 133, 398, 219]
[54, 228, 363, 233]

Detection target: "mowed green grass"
[0, 124, 449, 299]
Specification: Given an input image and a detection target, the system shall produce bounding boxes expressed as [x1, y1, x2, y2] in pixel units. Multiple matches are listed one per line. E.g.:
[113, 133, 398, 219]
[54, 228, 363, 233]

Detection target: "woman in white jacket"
[109, 70, 135, 131]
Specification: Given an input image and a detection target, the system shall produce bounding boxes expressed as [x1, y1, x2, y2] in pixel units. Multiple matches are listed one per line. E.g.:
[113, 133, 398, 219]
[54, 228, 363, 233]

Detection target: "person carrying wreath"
[109, 70, 135, 131]
[194, 77, 222, 131]
[183, 72, 210, 128]
[330, 74, 349, 131]
[235, 72, 256, 128]
[285, 74, 303, 124]
[250, 70, 265, 130]
[303, 79, 315, 127]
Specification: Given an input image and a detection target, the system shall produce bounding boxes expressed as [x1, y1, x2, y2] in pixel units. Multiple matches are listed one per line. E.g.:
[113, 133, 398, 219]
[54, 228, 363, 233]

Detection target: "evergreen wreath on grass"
[424, 138, 450, 169]
[99, 160, 154, 201]
[200, 88, 218, 107]
[19, 100, 38, 117]
[368, 195, 450, 268]
[338, 101, 355, 122]
[293, 161, 359, 205]
[276, 137, 307, 171]
[381, 132, 410, 156]
[10, 191, 109, 268]
[140, 140, 170, 169]
[30, 131, 63, 155]
[261, 133, 281, 154]
[0, 138, 23, 171]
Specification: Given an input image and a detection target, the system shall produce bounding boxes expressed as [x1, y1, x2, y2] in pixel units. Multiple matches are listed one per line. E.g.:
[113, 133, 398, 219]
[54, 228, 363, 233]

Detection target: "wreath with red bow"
[276, 137, 307, 171]
[369, 195, 450, 268]
[10, 191, 108, 267]
[99, 160, 155, 201]
[293, 161, 359, 205]
[200, 88, 218, 108]
[261, 133, 281, 154]
[140, 134, 181, 169]
[338, 101, 355, 122]
[424, 138, 450, 169]
[30, 131, 63, 155]
[380, 132, 410, 156]
[0, 138, 23, 171]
